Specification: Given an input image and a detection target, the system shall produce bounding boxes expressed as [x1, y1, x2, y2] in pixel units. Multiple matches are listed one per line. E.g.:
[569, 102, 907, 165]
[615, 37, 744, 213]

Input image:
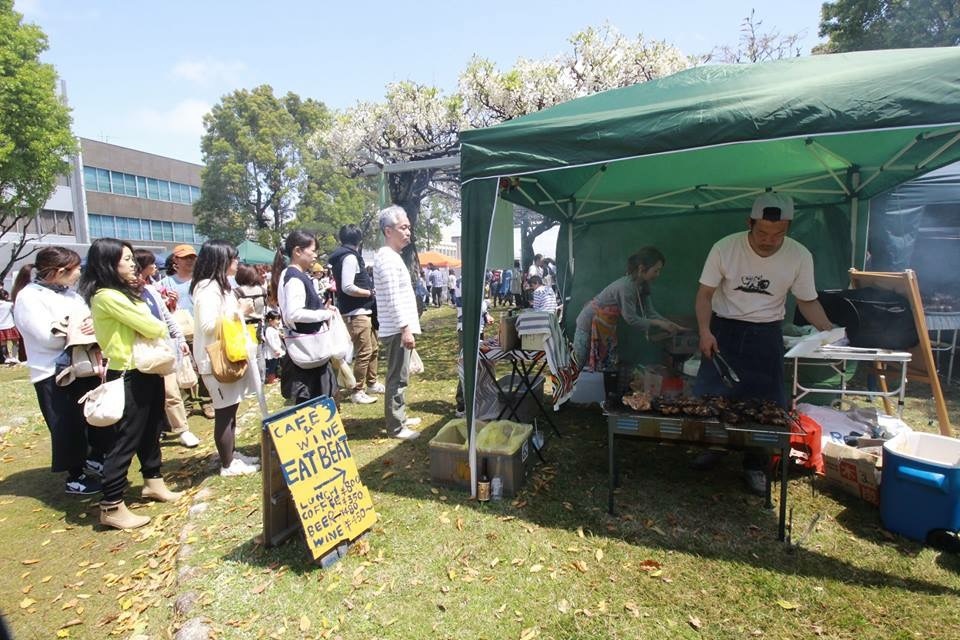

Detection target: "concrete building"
[2, 138, 204, 289]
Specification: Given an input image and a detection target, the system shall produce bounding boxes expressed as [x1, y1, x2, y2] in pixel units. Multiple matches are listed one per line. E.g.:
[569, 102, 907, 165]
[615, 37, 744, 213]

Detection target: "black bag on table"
[794, 287, 918, 350]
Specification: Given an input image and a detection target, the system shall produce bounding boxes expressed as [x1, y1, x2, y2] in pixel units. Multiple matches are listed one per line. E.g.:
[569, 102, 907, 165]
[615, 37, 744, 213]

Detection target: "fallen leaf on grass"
[489, 558, 500, 568]
[381, 471, 395, 480]
[576, 527, 585, 538]
[455, 517, 464, 532]
[529, 564, 543, 573]
[624, 601, 640, 617]
[776, 599, 799, 610]
[21, 559, 39, 565]
[251, 581, 271, 594]
[557, 599, 570, 613]
[594, 548, 603, 562]
[519, 626, 540, 640]
[688, 616, 702, 631]
[639, 559, 662, 571]
[299, 616, 311, 632]
[571, 560, 588, 573]
[19, 597, 35, 609]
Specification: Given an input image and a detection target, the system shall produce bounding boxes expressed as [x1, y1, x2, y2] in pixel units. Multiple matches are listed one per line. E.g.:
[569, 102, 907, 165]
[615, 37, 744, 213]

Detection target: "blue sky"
[16, 0, 827, 166]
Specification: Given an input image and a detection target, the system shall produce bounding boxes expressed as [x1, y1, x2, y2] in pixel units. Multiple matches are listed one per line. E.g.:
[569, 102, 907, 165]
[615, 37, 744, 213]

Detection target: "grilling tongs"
[712, 350, 740, 388]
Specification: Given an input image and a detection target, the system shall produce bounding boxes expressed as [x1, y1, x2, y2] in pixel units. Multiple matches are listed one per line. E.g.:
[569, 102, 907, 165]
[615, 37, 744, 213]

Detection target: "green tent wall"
[458, 47, 960, 494]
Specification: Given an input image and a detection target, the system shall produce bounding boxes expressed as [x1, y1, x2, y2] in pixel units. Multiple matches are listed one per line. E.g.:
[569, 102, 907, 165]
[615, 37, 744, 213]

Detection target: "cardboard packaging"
[822, 441, 882, 506]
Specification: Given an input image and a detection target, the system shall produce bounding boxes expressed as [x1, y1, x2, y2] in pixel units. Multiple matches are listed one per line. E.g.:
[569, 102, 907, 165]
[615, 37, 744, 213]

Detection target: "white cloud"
[132, 99, 211, 137]
[171, 58, 247, 86]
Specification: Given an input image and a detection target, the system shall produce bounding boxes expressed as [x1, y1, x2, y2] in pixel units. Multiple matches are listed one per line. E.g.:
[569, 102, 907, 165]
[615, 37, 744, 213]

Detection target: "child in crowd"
[0, 288, 22, 364]
[263, 310, 284, 384]
[529, 275, 558, 314]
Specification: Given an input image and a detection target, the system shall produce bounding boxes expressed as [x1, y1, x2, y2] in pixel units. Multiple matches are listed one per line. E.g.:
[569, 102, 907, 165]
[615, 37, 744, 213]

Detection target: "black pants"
[34, 376, 110, 474]
[280, 355, 338, 406]
[101, 370, 165, 503]
[431, 286, 443, 307]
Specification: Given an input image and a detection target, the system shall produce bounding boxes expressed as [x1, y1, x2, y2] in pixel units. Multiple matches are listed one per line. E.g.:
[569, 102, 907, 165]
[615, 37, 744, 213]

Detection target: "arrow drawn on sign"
[314, 466, 346, 492]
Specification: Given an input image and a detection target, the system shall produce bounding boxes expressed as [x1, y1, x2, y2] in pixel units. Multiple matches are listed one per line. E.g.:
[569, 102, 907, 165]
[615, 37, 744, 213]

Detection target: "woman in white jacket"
[191, 240, 260, 477]
[11, 247, 109, 495]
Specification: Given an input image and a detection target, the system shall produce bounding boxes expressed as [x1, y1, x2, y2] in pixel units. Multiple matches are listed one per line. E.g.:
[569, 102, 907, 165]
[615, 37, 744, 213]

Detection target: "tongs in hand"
[711, 350, 740, 388]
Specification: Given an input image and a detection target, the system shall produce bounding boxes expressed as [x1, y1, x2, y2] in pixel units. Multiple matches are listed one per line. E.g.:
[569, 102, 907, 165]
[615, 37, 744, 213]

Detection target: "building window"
[124, 173, 137, 197]
[191, 186, 201, 203]
[136, 176, 147, 198]
[84, 166, 97, 189]
[158, 181, 170, 201]
[96, 168, 110, 192]
[110, 171, 125, 195]
[146, 177, 159, 200]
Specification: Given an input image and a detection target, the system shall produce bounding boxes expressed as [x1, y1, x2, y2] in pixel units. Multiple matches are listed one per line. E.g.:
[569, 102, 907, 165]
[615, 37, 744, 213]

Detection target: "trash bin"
[881, 431, 960, 542]
[429, 419, 533, 496]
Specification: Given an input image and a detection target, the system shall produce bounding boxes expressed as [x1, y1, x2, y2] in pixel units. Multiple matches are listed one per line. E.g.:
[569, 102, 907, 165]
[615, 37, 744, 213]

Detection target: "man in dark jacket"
[329, 225, 382, 405]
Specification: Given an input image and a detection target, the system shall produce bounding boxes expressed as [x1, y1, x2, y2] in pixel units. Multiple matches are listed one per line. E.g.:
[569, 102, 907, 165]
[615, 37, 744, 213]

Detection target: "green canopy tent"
[237, 239, 276, 265]
[459, 47, 960, 494]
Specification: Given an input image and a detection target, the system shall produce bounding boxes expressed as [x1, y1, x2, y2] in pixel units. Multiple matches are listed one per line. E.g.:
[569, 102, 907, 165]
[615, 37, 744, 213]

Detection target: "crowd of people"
[5, 192, 611, 532]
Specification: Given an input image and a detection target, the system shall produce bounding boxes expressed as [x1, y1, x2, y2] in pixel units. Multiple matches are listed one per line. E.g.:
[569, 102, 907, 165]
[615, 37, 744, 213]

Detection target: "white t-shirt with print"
[699, 231, 817, 323]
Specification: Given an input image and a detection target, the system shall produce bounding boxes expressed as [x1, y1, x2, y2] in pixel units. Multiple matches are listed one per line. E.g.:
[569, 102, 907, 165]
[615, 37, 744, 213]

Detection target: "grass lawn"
[1, 304, 959, 639]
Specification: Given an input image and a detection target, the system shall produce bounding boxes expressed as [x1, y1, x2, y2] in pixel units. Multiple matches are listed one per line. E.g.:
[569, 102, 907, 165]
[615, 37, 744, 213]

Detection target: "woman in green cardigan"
[79, 238, 182, 530]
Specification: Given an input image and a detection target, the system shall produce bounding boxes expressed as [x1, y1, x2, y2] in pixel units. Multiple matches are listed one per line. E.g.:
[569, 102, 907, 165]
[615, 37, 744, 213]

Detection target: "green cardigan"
[90, 288, 167, 371]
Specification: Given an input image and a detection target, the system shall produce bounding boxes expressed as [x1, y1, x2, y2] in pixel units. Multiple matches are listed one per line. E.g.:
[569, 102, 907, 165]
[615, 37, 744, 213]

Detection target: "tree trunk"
[389, 169, 433, 280]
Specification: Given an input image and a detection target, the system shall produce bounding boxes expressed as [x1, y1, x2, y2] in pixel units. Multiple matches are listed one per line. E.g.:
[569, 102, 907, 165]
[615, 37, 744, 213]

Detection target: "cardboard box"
[822, 441, 882, 506]
[499, 314, 519, 350]
[429, 420, 533, 497]
[520, 332, 547, 351]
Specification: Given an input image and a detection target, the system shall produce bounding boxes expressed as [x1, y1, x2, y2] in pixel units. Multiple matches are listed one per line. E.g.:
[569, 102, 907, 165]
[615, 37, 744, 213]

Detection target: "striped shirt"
[373, 246, 421, 338]
[532, 285, 558, 314]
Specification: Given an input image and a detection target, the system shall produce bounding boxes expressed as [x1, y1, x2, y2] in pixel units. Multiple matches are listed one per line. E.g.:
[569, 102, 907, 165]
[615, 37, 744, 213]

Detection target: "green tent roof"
[237, 239, 275, 265]
[461, 47, 960, 224]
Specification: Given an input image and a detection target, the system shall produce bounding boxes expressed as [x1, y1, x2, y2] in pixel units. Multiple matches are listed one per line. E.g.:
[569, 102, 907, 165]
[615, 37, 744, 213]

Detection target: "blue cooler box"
[881, 432, 960, 542]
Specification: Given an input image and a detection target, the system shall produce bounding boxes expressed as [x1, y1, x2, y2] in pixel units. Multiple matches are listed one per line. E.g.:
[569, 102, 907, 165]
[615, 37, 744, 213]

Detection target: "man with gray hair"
[373, 205, 422, 440]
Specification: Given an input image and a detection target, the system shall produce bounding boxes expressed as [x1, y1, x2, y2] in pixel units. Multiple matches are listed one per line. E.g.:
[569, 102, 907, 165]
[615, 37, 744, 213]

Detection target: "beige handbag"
[78, 369, 125, 428]
[132, 336, 176, 376]
[175, 353, 198, 389]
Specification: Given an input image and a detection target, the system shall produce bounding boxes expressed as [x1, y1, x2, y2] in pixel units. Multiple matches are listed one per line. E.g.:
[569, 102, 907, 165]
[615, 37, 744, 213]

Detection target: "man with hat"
[692, 192, 833, 495]
[159, 244, 198, 314]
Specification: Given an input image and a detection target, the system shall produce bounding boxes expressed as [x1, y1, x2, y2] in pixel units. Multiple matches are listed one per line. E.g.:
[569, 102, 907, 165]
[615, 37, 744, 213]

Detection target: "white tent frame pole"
[849, 170, 861, 269]
[806, 143, 852, 195]
[534, 180, 569, 218]
[574, 168, 606, 217]
[857, 138, 920, 193]
[917, 131, 960, 170]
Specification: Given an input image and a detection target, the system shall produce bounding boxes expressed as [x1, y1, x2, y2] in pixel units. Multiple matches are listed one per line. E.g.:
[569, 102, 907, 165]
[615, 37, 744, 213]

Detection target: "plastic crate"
[881, 432, 960, 542]
[429, 420, 534, 497]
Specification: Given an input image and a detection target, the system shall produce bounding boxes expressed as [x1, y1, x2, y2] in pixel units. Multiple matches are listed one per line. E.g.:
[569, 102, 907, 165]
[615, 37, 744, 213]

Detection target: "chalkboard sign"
[264, 396, 377, 560]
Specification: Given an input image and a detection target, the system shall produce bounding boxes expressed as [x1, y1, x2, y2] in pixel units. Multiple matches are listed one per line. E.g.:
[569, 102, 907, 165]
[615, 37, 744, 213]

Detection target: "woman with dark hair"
[235, 264, 266, 324]
[271, 230, 338, 405]
[79, 238, 181, 530]
[191, 240, 260, 477]
[572, 247, 685, 372]
[134, 250, 199, 449]
[12, 247, 108, 496]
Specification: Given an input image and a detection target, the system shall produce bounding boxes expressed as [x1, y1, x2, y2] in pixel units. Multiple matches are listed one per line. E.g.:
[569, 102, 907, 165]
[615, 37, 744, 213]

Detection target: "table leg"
[778, 445, 789, 542]
[608, 428, 616, 516]
[874, 362, 893, 416]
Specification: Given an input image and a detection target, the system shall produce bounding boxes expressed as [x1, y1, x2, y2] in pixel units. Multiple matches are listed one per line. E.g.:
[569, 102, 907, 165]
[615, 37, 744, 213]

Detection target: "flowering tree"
[318, 81, 464, 269]
[459, 24, 692, 267]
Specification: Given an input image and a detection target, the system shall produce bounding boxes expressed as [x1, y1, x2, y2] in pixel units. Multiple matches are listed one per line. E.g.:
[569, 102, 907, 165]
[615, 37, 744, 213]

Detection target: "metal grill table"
[604, 407, 794, 541]
[789, 346, 912, 416]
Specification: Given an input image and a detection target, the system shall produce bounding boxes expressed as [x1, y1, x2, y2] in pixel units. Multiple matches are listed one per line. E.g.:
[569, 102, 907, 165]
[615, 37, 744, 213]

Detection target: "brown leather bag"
[205, 319, 248, 383]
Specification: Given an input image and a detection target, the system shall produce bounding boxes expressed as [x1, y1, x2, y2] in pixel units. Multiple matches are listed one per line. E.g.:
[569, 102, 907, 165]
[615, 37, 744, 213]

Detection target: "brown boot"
[100, 500, 150, 530]
[202, 404, 215, 419]
[141, 478, 182, 503]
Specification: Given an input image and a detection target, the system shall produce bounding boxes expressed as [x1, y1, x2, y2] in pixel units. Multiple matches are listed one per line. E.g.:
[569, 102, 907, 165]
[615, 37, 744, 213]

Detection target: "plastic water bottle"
[491, 476, 503, 501]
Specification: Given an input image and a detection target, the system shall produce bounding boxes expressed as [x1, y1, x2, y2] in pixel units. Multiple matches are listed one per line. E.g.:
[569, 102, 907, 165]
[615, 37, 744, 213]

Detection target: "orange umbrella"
[418, 250, 461, 268]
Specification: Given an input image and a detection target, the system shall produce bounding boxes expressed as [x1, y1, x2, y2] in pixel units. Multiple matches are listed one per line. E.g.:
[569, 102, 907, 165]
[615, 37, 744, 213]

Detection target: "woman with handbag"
[11, 247, 110, 496]
[191, 240, 260, 477]
[270, 230, 339, 405]
[79, 239, 182, 530]
[134, 250, 200, 449]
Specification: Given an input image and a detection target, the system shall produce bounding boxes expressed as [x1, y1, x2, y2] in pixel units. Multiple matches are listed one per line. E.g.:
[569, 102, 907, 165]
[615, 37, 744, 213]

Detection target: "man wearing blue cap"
[692, 192, 833, 495]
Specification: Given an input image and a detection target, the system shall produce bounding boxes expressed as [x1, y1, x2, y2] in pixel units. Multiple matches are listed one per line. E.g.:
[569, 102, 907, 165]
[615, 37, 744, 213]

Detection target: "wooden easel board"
[848, 269, 952, 435]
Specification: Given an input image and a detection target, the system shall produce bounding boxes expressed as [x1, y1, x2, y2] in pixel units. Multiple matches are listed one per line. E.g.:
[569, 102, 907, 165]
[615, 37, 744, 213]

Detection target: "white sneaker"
[392, 426, 420, 441]
[351, 391, 377, 404]
[220, 458, 259, 477]
[366, 382, 385, 394]
[178, 431, 200, 448]
[235, 451, 260, 466]
[454, 409, 465, 418]
[402, 417, 422, 428]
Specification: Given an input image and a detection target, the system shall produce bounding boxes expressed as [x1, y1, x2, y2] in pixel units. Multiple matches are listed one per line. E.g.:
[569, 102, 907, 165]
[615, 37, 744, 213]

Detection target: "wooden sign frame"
[848, 269, 952, 435]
